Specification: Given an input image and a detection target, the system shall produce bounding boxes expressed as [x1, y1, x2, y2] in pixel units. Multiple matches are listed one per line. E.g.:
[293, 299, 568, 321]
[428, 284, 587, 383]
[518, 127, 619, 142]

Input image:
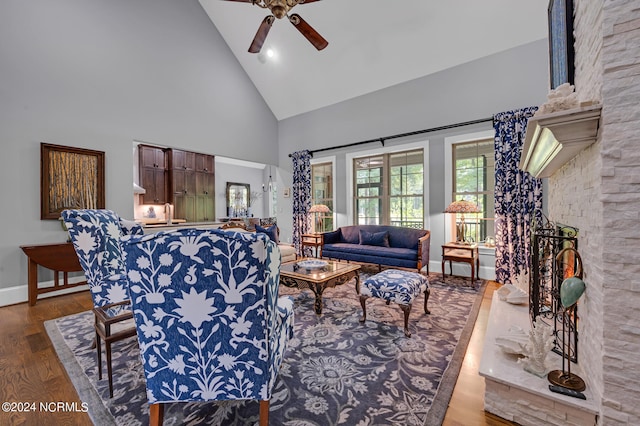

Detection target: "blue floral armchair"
[121, 228, 295, 426]
[61, 208, 144, 397]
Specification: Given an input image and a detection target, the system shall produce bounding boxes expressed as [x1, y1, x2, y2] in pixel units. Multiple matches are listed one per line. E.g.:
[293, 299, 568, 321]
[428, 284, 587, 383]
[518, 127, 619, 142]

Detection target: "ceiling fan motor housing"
[271, 5, 287, 19]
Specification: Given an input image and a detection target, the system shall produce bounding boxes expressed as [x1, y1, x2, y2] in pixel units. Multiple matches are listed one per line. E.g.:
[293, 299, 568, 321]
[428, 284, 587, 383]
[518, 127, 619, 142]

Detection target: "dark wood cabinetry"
[194, 153, 215, 222]
[139, 146, 215, 221]
[170, 149, 196, 222]
[139, 145, 167, 204]
[166, 150, 215, 222]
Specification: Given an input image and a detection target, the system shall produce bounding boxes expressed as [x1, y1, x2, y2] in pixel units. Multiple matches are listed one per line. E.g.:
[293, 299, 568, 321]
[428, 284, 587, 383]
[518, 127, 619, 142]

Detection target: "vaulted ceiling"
[199, 0, 548, 120]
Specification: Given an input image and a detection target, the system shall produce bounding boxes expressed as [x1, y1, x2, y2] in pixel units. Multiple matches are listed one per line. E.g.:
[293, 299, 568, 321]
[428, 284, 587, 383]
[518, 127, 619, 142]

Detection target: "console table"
[20, 242, 86, 306]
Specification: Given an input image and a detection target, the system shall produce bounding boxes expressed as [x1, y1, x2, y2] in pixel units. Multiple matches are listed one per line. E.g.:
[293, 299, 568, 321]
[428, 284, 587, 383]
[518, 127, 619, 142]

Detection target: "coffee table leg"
[311, 283, 324, 314]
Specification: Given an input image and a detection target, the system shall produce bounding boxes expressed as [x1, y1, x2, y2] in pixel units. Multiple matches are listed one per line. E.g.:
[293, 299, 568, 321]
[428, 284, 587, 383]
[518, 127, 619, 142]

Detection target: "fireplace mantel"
[520, 104, 602, 178]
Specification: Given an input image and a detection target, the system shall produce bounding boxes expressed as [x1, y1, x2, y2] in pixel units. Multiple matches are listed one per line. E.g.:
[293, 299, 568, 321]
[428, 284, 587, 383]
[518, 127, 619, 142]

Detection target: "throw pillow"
[359, 230, 390, 247]
[256, 224, 279, 244]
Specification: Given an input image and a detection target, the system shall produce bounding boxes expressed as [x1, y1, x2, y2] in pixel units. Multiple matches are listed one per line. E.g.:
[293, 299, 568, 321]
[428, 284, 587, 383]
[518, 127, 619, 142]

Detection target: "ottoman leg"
[424, 287, 431, 315]
[359, 295, 368, 323]
[399, 304, 412, 337]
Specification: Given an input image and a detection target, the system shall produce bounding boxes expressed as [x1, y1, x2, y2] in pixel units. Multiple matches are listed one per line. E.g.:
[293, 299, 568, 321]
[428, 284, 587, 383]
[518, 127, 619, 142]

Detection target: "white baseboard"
[0, 277, 88, 307]
[428, 260, 496, 281]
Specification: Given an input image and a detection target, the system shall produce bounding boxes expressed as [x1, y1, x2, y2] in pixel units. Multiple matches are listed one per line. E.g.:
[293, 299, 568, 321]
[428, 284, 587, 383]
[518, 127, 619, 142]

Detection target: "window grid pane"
[452, 139, 495, 243]
[354, 149, 424, 227]
[311, 162, 333, 232]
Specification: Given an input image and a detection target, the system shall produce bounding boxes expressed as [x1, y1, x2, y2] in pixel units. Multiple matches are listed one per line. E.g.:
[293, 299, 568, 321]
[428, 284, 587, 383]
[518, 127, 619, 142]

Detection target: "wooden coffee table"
[279, 258, 360, 314]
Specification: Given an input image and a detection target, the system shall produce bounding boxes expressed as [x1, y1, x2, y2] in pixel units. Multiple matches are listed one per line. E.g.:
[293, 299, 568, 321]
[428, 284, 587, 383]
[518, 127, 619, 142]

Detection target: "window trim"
[444, 130, 495, 245]
[310, 155, 336, 229]
[346, 140, 430, 229]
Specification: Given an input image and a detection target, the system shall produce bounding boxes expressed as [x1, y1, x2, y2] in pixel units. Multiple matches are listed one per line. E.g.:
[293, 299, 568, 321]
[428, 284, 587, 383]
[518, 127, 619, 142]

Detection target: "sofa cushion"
[278, 244, 296, 263]
[323, 243, 417, 261]
[256, 224, 279, 244]
[359, 229, 390, 247]
[336, 225, 427, 249]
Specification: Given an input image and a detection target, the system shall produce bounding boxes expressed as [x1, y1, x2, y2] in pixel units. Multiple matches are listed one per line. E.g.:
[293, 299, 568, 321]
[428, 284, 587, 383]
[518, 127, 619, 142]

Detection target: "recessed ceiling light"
[257, 47, 277, 64]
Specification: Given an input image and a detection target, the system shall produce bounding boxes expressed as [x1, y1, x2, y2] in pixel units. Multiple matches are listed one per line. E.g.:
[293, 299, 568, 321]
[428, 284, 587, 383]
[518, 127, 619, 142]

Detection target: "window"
[311, 162, 333, 232]
[354, 149, 424, 228]
[452, 139, 495, 243]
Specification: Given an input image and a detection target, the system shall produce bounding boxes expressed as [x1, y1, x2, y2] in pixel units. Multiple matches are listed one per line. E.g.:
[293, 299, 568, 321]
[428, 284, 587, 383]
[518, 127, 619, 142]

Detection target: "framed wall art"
[548, 0, 575, 89]
[41, 143, 105, 220]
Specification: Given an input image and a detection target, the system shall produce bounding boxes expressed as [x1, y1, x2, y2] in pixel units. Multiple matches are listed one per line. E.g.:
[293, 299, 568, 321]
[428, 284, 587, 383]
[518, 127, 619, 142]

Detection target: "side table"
[20, 242, 86, 305]
[301, 233, 324, 258]
[441, 242, 479, 282]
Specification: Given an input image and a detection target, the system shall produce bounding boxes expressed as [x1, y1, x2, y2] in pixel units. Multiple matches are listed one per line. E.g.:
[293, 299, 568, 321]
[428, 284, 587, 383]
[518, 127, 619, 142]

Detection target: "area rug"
[45, 271, 485, 426]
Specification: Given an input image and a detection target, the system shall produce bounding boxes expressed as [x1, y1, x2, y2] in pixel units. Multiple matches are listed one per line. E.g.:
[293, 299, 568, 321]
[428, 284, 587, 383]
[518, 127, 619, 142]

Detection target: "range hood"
[520, 104, 602, 178]
[133, 182, 146, 194]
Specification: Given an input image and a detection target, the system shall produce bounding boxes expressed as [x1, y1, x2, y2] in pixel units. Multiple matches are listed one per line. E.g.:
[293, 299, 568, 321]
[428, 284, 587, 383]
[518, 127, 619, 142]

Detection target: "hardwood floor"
[442, 281, 516, 426]
[0, 281, 514, 425]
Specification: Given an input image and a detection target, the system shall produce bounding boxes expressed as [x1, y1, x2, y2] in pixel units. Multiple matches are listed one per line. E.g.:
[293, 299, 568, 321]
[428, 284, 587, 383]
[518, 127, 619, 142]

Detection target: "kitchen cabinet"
[139, 145, 167, 204]
[194, 153, 215, 222]
[166, 150, 215, 222]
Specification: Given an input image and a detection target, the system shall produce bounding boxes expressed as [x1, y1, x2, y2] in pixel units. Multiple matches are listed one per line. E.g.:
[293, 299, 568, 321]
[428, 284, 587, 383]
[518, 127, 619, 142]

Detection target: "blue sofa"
[322, 225, 430, 273]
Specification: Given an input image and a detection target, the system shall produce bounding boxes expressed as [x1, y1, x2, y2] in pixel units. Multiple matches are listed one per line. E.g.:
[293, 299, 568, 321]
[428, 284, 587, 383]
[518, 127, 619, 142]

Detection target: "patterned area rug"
[45, 270, 485, 426]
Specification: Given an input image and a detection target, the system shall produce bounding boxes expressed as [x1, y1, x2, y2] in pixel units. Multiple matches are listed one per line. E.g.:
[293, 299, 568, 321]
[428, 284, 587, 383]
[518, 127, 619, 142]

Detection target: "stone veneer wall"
[548, 0, 640, 424]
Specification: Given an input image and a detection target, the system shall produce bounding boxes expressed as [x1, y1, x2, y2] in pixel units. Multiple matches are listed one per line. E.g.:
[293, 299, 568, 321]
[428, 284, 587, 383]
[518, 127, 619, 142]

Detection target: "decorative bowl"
[297, 259, 328, 269]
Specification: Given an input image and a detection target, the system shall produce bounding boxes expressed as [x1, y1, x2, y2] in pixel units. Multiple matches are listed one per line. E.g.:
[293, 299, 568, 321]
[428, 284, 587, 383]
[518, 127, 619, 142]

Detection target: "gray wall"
[0, 0, 277, 299]
[276, 39, 549, 267]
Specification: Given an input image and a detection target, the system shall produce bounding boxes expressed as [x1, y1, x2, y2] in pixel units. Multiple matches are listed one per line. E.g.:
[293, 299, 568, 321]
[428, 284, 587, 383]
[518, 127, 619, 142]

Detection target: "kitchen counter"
[139, 221, 224, 233]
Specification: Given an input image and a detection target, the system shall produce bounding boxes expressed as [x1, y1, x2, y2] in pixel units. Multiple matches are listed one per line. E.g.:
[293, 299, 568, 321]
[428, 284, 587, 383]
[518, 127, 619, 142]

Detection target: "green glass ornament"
[560, 276, 586, 308]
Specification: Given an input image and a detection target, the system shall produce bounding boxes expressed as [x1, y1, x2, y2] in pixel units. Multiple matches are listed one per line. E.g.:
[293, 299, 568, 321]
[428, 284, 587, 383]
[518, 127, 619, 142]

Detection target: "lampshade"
[309, 204, 331, 213]
[444, 200, 481, 214]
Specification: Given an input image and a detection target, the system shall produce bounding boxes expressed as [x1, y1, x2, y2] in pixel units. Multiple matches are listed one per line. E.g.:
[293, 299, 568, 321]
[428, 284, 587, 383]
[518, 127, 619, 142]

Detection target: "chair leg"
[424, 287, 431, 315]
[149, 403, 164, 426]
[359, 295, 368, 323]
[399, 304, 412, 338]
[106, 340, 114, 398]
[259, 400, 270, 426]
[95, 330, 102, 380]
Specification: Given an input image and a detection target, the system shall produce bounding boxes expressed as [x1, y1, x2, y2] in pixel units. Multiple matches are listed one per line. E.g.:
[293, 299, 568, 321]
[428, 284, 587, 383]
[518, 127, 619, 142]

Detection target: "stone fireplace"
[480, 2, 640, 424]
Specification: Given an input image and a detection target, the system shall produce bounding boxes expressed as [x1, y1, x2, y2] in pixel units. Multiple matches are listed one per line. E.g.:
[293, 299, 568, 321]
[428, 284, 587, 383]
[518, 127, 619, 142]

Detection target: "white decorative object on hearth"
[495, 325, 529, 355]
[512, 270, 530, 295]
[496, 284, 528, 305]
[518, 320, 554, 377]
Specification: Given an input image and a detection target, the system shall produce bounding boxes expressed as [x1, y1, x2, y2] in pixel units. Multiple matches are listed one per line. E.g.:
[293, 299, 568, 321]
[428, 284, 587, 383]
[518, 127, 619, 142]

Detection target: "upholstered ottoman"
[359, 269, 430, 337]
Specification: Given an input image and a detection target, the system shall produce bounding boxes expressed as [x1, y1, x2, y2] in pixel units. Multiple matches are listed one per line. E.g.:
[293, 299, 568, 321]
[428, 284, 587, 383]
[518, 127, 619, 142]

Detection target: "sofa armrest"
[322, 229, 341, 244]
[418, 231, 431, 273]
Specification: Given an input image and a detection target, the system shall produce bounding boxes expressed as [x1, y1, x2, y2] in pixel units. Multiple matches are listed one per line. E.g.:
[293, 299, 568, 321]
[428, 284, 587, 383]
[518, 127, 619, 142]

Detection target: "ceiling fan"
[224, 0, 328, 53]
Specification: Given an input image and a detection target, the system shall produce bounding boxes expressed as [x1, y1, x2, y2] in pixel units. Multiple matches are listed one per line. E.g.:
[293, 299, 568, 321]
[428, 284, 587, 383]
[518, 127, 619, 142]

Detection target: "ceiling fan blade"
[288, 13, 328, 51]
[223, 0, 255, 2]
[298, 0, 323, 3]
[248, 15, 274, 53]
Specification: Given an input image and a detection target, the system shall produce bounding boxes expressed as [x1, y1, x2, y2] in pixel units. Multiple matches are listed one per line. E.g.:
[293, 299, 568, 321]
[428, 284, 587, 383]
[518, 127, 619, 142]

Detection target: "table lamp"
[444, 200, 481, 244]
[309, 204, 330, 233]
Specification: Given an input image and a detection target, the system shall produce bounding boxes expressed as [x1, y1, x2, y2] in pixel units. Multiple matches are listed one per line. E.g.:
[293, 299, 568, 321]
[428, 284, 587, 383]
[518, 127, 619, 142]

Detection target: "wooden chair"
[61, 209, 143, 398]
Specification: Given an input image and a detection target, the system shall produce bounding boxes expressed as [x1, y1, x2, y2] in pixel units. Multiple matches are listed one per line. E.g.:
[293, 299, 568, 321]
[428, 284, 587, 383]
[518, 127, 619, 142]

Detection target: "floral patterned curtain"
[493, 107, 542, 284]
[291, 150, 312, 255]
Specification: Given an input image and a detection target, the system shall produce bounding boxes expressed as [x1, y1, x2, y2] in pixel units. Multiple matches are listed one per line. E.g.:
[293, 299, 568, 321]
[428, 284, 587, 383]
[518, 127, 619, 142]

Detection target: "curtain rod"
[289, 116, 493, 157]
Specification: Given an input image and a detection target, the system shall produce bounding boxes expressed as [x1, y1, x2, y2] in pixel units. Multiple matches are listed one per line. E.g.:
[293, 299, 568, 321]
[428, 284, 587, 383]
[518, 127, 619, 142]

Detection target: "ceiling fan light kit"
[225, 0, 328, 53]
